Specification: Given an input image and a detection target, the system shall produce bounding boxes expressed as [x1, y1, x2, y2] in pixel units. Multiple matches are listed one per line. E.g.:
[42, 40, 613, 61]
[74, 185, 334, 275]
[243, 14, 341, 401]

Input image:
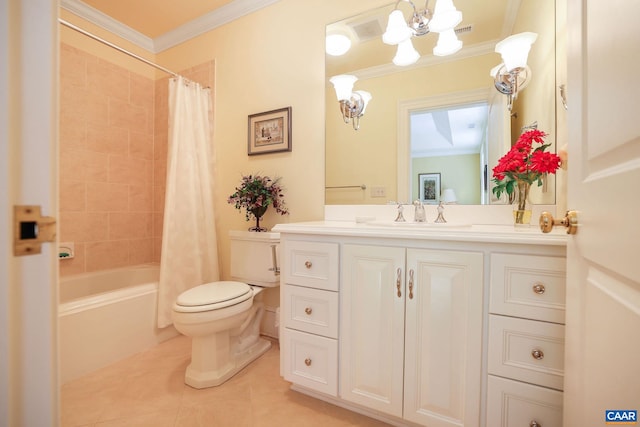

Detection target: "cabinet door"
[404, 249, 483, 427]
[340, 244, 405, 417]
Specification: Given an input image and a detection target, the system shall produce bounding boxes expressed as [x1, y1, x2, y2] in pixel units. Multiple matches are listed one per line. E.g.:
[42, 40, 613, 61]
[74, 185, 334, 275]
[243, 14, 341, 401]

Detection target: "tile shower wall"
[59, 43, 215, 276]
[59, 44, 155, 276]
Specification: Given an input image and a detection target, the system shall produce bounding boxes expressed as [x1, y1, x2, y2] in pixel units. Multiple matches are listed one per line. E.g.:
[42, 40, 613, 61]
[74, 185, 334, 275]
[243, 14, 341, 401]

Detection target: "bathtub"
[58, 264, 178, 384]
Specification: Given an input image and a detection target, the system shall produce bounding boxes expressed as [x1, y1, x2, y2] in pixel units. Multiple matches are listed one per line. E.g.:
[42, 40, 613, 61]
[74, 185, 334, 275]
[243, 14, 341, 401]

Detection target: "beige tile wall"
[59, 43, 214, 277]
[59, 44, 154, 276]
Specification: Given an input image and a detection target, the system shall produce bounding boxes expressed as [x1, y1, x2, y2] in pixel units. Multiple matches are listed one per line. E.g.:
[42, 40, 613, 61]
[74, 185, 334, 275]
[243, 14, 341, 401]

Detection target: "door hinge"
[14, 205, 56, 256]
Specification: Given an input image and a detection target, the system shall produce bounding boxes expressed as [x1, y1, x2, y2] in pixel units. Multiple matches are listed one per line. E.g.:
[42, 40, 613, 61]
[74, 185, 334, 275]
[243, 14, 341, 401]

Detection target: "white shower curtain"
[157, 76, 219, 328]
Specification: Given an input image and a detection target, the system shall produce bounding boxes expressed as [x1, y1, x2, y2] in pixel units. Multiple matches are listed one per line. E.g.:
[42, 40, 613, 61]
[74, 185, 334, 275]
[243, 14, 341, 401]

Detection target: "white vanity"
[275, 218, 567, 427]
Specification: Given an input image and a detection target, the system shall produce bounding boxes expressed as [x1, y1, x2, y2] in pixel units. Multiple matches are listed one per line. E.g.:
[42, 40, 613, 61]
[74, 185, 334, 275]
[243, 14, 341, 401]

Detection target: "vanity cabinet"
[280, 240, 340, 396]
[275, 221, 568, 427]
[486, 253, 566, 427]
[340, 244, 483, 426]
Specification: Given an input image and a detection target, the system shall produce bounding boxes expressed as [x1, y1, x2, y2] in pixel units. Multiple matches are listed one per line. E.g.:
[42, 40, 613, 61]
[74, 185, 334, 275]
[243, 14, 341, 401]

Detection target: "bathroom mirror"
[325, 0, 559, 205]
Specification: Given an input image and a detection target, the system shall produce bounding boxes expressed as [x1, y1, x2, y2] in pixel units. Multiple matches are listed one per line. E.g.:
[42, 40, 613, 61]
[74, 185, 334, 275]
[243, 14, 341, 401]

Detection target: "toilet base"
[184, 337, 271, 389]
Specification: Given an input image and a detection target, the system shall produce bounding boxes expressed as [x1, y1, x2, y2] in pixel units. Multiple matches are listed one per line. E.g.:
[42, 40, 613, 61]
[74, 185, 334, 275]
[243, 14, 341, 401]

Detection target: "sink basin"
[366, 221, 472, 229]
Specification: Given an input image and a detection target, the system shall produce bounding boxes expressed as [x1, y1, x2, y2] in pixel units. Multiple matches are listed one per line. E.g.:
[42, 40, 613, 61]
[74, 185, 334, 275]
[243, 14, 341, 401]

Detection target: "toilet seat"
[173, 281, 253, 313]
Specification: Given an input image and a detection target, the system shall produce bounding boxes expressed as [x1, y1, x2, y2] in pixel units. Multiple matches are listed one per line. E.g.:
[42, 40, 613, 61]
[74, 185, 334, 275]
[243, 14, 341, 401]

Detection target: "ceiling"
[62, 0, 280, 52]
[80, 0, 236, 38]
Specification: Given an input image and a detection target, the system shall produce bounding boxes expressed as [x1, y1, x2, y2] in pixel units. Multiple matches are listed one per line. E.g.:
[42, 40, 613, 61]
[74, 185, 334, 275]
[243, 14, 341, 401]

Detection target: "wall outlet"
[371, 186, 386, 198]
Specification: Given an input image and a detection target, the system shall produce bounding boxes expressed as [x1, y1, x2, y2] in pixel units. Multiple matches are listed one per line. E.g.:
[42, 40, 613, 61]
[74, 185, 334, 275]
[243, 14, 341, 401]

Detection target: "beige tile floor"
[61, 335, 392, 426]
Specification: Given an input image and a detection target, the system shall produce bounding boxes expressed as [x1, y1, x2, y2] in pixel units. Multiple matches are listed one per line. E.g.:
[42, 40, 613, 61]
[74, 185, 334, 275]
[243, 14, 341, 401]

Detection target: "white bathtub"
[58, 264, 178, 384]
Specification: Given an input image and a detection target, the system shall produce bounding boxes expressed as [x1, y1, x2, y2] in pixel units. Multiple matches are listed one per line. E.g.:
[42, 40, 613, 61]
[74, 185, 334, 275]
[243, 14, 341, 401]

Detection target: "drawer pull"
[531, 348, 545, 360]
[532, 283, 546, 294]
[304, 358, 312, 366]
[530, 421, 541, 427]
[408, 269, 415, 300]
[304, 261, 312, 269]
[304, 307, 313, 315]
[396, 268, 402, 298]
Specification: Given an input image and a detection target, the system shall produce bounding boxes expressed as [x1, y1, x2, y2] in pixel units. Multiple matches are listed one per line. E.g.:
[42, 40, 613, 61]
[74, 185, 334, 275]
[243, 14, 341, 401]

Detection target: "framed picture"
[248, 107, 292, 155]
[418, 173, 441, 204]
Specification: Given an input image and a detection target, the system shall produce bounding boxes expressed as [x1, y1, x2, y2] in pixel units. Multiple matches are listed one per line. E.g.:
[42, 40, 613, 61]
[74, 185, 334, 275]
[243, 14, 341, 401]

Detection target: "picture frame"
[248, 107, 292, 155]
[418, 173, 441, 204]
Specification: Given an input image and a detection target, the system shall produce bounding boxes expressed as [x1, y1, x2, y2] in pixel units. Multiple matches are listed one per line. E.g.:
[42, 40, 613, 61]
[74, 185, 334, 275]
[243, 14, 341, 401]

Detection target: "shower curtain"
[157, 76, 219, 328]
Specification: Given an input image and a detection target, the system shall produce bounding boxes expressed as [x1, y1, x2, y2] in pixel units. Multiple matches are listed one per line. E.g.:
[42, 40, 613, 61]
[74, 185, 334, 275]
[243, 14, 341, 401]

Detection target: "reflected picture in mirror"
[325, 0, 561, 206]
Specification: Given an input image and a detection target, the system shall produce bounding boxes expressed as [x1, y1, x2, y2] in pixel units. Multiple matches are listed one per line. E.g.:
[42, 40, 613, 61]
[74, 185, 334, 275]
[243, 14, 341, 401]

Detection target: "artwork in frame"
[419, 173, 441, 204]
[248, 107, 292, 155]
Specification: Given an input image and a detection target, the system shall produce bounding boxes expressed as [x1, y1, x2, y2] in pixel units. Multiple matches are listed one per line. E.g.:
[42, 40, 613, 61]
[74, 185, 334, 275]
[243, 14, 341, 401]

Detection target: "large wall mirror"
[325, 0, 562, 206]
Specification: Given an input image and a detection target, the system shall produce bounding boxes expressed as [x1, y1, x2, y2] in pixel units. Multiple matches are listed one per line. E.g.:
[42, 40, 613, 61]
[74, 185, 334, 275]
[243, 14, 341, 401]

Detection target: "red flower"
[491, 129, 562, 200]
[530, 151, 562, 174]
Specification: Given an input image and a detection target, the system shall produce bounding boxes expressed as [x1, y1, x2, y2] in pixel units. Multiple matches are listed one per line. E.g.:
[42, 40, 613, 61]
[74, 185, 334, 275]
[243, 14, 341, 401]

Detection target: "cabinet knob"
[304, 307, 313, 315]
[304, 358, 312, 366]
[304, 261, 312, 269]
[531, 348, 544, 360]
[532, 283, 546, 294]
[530, 421, 541, 427]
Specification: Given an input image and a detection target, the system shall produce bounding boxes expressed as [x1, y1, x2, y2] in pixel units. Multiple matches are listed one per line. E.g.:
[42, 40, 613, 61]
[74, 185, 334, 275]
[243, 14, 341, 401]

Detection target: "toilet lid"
[175, 281, 252, 308]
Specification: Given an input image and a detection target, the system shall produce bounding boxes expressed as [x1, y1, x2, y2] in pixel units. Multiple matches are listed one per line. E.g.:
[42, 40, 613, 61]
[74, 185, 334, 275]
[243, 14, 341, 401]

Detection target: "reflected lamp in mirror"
[329, 74, 372, 131]
[490, 32, 538, 111]
[326, 32, 352, 56]
[441, 188, 457, 204]
[382, 0, 463, 66]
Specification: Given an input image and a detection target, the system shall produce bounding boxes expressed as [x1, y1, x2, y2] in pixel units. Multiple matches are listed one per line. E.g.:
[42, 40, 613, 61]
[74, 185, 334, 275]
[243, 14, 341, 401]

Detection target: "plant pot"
[248, 206, 268, 232]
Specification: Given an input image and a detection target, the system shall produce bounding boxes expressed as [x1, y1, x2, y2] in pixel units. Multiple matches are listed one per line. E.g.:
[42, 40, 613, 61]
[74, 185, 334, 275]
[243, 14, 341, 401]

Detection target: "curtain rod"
[58, 18, 179, 78]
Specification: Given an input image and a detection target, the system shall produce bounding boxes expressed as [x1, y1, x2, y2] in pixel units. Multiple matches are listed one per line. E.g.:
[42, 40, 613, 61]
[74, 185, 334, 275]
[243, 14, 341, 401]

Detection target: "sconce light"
[382, 0, 463, 66]
[491, 32, 538, 111]
[441, 188, 457, 204]
[329, 74, 372, 131]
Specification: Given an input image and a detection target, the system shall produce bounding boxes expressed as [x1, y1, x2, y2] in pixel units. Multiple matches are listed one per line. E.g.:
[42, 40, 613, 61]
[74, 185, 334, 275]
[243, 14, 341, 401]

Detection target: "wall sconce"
[329, 74, 372, 131]
[382, 0, 463, 66]
[490, 32, 538, 111]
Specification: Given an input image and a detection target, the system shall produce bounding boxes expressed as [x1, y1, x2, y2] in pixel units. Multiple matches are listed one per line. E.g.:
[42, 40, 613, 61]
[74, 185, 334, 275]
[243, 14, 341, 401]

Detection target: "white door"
[340, 244, 405, 417]
[564, 1, 640, 425]
[403, 249, 483, 427]
[0, 0, 59, 425]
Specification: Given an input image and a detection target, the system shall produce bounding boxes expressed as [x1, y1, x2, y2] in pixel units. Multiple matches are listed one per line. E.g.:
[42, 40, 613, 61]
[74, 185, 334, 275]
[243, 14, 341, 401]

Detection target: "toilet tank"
[229, 230, 280, 287]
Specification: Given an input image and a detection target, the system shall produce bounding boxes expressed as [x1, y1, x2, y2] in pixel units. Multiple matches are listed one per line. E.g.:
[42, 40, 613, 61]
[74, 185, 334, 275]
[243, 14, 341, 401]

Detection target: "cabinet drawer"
[490, 253, 566, 324]
[488, 314, 565, 390]
[283, 285, 338, 338]
[282, 241, 339, 291]
[282, 328, 338, 396]
[487, 375, 563, 427]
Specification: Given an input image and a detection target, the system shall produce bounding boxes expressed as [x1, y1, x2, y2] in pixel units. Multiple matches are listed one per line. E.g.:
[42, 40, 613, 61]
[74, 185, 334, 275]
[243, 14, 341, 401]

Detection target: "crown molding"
[154, 0, 281, 52]
[351, 40, 498, 81]
[61, 0, 281, 54]
[60, 0, 155, 52]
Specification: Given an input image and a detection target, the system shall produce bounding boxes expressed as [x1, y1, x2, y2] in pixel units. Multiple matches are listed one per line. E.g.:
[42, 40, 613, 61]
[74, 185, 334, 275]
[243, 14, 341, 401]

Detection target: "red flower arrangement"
[228, 174, 288, 231]
[492, 129, 562, 201]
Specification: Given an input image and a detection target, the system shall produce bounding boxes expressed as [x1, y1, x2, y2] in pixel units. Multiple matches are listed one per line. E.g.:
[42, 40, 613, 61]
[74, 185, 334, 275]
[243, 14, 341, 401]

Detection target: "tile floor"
[61, 335, 392, 426]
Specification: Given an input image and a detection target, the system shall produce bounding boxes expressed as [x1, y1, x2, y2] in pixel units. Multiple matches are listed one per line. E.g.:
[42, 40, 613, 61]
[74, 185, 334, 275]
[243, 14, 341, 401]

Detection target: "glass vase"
[512, 180, 532, 227]
[248, 206, 268, 232]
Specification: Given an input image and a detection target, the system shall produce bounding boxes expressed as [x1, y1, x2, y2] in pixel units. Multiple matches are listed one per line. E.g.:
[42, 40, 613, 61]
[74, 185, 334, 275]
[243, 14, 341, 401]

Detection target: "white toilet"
[172, 230, 280, 389]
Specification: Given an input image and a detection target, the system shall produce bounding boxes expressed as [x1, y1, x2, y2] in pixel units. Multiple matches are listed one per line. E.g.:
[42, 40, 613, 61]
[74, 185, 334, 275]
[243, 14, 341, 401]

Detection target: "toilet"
[172, 230, 280, 389]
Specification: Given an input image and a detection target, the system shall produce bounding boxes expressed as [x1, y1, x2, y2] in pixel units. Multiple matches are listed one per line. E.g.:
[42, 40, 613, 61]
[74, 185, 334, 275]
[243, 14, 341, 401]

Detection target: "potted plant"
[228, 174, 289, 231]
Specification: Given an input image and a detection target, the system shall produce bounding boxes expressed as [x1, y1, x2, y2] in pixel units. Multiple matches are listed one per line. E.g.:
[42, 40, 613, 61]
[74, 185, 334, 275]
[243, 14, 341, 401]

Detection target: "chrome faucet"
[395, 204, 406, 222]
[413, 200, 426, 222]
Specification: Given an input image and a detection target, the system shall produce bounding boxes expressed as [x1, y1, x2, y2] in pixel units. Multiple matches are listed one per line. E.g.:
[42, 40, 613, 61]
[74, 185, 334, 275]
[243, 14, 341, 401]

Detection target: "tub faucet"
[413, 200, 426, 222]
